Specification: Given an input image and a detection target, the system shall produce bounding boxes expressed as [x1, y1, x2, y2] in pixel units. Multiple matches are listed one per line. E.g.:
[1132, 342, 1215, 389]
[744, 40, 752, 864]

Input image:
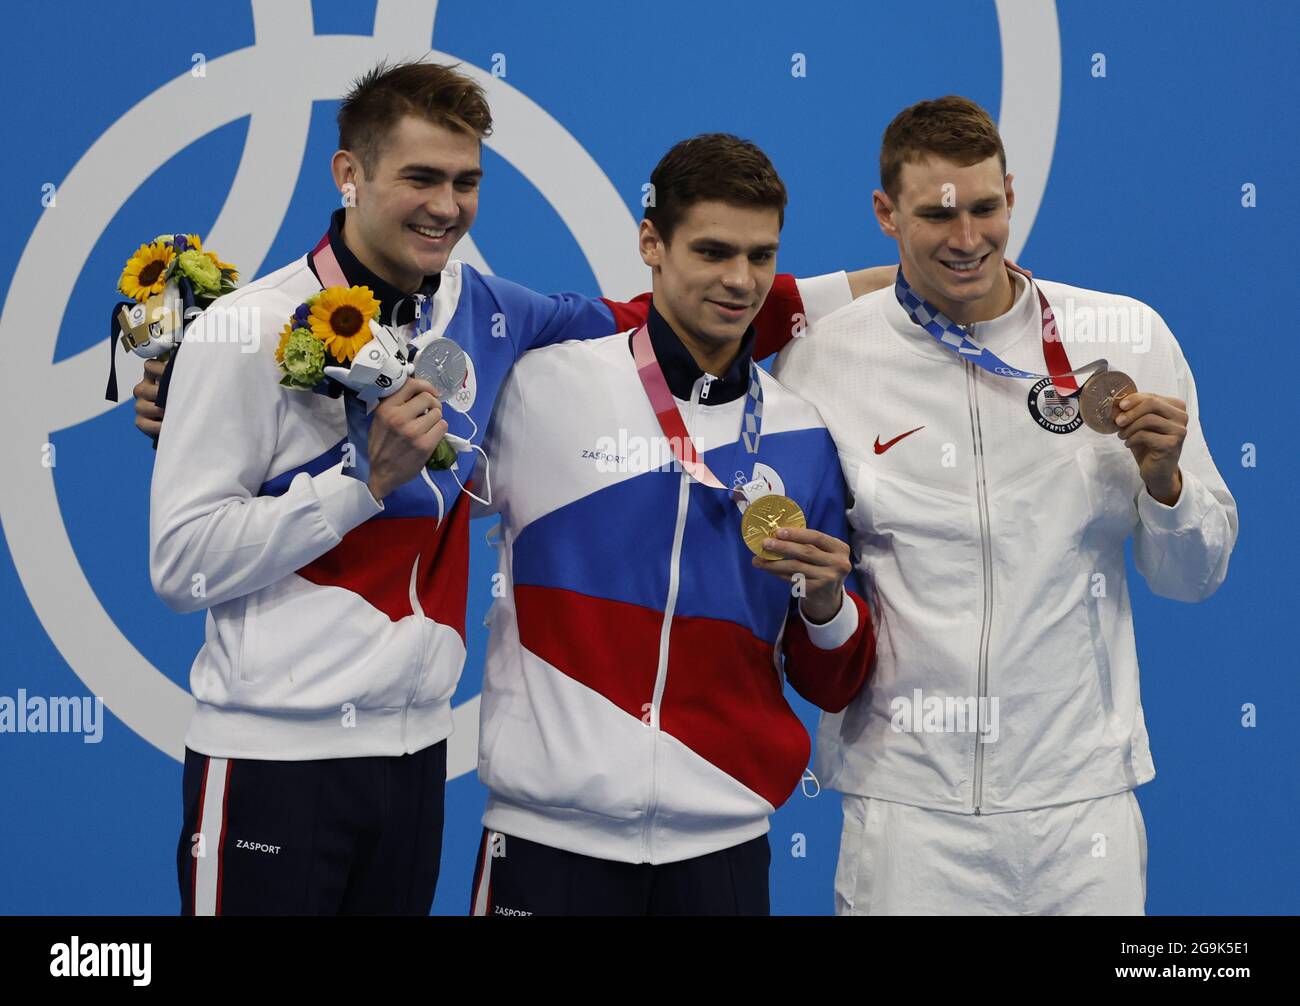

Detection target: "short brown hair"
[338, 59, 493, 176]
[879, 95, 1006, 201]
[644, 133, 787, 244]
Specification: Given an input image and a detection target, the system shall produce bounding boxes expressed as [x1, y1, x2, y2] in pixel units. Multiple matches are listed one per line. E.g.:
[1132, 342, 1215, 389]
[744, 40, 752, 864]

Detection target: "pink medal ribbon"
[310, 231, 349, 290]
[631, 324, 763, 495]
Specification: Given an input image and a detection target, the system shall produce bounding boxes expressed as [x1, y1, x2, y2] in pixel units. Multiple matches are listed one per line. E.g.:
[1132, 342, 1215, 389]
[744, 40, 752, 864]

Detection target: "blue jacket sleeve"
[478, 273, 624, 358]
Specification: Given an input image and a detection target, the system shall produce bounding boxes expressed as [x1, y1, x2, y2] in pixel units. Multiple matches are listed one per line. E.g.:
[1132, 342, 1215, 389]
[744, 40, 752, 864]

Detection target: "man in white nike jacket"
[771, 96, 1238, 915]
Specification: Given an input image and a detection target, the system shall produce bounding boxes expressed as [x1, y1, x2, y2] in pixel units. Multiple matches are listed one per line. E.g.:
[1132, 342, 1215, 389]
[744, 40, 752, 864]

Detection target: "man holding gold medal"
[467, 134, 876, 916]
[769, 96, 1239, 914]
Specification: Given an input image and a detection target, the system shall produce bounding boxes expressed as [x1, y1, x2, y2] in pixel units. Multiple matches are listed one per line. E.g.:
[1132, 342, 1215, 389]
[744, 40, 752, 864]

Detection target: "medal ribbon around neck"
[413, 289, 436, 339]
[631, 324, 763, 495]
[310, 231, 349, 290]
[894, 261, 1107, 397]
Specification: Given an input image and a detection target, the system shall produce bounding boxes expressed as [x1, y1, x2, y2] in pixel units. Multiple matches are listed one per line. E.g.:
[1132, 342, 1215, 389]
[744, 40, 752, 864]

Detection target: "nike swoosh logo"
[873, 426, 925, 454]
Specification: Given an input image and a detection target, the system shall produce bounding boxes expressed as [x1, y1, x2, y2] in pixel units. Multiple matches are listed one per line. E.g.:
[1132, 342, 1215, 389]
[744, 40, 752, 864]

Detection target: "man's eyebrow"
[689, 238, 780, 254]
[913, 196, 1002, 212]
[399, 164, 484, 179]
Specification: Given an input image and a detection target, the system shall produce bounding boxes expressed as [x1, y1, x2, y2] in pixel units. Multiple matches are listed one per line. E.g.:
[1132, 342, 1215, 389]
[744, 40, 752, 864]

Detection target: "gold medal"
[741, 494, 807, 559]
[1079, 369, 1138, 434]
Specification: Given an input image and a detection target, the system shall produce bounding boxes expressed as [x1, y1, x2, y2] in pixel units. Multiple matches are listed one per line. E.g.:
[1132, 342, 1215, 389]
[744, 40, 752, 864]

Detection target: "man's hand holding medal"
[748, 519, 855, 625]
[1077, 370, 1188, 506]
[1114, 391, 1189, 507]
[363, 375, 449, 501]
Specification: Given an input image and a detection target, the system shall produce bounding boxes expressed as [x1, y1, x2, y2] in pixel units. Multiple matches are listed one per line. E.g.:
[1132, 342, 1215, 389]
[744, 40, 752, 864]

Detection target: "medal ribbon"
[894, 262, 1104, 397]
[413, 291, 435, 339]
[631, 324, 764, 494]
[310, 231, 349, 290]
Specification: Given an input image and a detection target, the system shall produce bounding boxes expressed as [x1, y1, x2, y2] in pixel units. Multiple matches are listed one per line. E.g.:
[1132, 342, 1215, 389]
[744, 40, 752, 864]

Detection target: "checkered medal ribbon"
[893, 266, 1100, 397]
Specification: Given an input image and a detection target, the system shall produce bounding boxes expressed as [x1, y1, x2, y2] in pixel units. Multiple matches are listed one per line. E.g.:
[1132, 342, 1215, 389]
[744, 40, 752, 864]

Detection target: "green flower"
[425, 438, 458, 471]
[176, 249, 222, 297]
[281, 328, 326, 387]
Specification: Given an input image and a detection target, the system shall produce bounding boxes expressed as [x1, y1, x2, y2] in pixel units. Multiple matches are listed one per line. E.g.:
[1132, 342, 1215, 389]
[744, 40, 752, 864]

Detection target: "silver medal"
[412, 337, 469, 397]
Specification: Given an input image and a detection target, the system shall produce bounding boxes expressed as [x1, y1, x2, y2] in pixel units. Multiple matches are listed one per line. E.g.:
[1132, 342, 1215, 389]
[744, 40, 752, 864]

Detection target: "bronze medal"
[1079, 369, 1138, 435]
[741, 494, 807, 560]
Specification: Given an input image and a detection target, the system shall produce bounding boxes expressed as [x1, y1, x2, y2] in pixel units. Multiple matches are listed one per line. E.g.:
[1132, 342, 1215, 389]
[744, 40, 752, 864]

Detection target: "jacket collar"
[643, 300, 755, 405]
[884, 265, 1036, 359]
[307, 208, 441, 327]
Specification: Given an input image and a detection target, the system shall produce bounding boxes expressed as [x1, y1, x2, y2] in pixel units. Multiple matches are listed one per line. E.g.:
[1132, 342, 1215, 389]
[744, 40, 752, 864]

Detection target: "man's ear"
[872, 189, 900, 239]
[1005, 172, 1016, 215]
[639, 219, 664, 268]
[331, 150, 361, 199]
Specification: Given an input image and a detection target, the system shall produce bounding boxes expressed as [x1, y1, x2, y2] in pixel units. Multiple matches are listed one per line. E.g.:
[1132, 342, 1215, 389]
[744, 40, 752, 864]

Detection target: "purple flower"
[172, 233, 189, 252]
[293, 302, 311, 326]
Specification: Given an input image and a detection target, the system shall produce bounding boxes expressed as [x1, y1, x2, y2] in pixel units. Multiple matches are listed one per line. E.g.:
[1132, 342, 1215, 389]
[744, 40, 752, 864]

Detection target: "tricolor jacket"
[476, 304, 876, 864]
[149, 208, 854, 762]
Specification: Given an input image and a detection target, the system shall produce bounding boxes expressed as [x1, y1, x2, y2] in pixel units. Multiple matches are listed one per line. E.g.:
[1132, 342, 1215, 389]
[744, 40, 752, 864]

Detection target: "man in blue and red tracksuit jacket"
[468, 134, 876, 916]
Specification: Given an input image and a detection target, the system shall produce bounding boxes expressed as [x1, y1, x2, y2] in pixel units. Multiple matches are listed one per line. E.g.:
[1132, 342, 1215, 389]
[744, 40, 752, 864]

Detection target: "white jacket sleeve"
[1133, 327, 1238, 603]
[149, 302, 383, 614]
[795, 271, 854, 326]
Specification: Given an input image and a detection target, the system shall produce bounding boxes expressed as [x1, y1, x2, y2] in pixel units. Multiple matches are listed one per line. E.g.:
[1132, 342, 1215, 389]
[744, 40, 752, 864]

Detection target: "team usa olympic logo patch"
[1027, 377, 1083, 434]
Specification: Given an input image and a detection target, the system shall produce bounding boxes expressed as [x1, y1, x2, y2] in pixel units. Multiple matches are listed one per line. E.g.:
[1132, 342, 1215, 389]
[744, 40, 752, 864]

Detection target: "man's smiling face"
[335, 114, 482, 291]
[640, 199, 780, 358]
[875, 154, 1015, 323]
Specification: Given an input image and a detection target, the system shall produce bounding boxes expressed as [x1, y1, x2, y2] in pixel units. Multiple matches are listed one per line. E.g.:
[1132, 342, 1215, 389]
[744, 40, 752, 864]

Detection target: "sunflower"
[274, 322, 296, 364]
[119, 241, 175, 302]
[309, 286, 379, 362]
[204, 250, 238, 283]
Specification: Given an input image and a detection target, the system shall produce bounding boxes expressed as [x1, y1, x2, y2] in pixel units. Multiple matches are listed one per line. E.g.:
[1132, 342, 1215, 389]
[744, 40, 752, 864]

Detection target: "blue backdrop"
[1, 0, 1296, 915]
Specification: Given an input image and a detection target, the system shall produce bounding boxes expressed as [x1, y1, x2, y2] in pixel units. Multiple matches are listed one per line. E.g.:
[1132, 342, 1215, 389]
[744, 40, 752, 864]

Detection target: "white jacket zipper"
[964, 346, 995, 814]
[640, 380, 700, 859]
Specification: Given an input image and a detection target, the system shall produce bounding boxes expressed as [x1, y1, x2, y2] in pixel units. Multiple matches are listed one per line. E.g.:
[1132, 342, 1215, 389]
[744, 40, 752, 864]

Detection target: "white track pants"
[834, 790, 1148, 915]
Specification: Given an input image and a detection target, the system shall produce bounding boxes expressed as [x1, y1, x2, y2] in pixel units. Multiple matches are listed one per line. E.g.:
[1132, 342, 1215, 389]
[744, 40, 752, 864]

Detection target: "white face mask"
[442, 412, 492, 509]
